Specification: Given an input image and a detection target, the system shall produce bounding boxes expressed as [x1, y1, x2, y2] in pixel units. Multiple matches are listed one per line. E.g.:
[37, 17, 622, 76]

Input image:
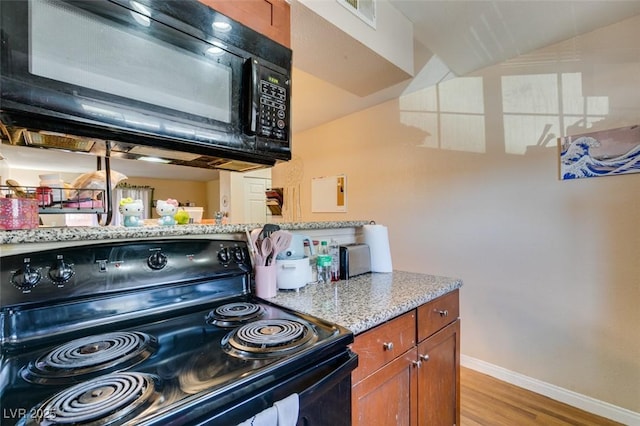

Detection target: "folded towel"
[236, 393, 299, 426]
[237, 406, 277, 426]
[274, 393, 299, 426]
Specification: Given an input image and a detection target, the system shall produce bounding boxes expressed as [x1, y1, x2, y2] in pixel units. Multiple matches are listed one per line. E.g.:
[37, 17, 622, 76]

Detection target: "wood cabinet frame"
[199, 0, 291, 47]
[351, 290, 460, 425]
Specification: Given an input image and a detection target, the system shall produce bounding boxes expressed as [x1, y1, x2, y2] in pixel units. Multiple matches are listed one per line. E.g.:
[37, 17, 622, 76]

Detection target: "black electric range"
[0, 238, 356, 426]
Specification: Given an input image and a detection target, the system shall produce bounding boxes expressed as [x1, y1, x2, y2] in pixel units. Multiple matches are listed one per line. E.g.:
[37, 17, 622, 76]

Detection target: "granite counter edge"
[342, 281, 462, 335]
[1, 220, 372, 244]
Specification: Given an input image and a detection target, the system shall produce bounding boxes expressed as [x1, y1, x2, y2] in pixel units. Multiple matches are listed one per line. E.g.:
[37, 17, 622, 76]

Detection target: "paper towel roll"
[363, 224, 393, 272]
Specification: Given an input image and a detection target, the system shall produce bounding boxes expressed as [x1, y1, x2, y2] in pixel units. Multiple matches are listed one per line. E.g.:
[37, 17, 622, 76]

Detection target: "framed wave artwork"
[559, 124, 640, 180]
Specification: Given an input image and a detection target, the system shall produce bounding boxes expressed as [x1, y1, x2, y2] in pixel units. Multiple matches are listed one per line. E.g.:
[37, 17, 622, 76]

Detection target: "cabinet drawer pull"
[412, 360, 422, 368]
[382, 342, 394, 351]
[436, 309, 449, 317]
[419, 354, 430, 362]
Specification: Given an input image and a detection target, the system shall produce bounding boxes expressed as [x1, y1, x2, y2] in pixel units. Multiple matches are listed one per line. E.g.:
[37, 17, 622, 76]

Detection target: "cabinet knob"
[412, 360, 422, 368]
[436, 309, 449, 317]
[382, 342, 394, 351]
[419, 354, 430, 362]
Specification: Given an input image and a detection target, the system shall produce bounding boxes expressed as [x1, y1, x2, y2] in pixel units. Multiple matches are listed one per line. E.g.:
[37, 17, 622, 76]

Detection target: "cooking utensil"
[259, 238, 273, 266]
[245, 228, 256, 265]
[260, 223, 280, 239]
[269, 230, 293, 264]
[250, 228, 263, 266]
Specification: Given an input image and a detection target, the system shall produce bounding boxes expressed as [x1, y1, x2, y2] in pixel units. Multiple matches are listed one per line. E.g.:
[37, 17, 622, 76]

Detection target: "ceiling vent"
[337, 0, 376, 28]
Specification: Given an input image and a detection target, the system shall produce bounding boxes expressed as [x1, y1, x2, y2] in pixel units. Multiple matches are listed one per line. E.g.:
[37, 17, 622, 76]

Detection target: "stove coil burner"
[206, 302, 265, 328]
[21, 331, 158, 385]
[20, 372, 160, 426]
[223, 319, 318, 358]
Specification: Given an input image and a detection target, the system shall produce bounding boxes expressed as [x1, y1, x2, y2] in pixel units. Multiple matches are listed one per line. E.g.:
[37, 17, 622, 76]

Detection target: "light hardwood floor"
[460, 367, 624, 426]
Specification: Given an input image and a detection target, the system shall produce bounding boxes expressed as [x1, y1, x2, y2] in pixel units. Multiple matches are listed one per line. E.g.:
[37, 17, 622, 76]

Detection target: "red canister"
[35, 186, 53, 207]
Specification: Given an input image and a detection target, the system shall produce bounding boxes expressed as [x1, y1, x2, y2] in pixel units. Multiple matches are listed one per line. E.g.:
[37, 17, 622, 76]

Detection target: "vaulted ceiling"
[4, 1, 640, 180]
[290, 0, 640, 133]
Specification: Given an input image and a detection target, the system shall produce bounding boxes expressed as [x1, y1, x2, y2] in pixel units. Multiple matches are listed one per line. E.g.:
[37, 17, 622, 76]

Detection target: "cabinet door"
[199, 0, 291, 47]
[352, 348, 418, 426]
[416, 320, 460, 426]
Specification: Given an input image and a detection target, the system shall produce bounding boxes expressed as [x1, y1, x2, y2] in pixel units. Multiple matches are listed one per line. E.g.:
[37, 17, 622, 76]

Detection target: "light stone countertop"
[0, 221, 371, 245]
[265, 271, 462, 335]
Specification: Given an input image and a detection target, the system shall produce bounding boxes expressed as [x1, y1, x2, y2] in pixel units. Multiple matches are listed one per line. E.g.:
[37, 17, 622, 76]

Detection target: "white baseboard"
[461, 355, 640, 426]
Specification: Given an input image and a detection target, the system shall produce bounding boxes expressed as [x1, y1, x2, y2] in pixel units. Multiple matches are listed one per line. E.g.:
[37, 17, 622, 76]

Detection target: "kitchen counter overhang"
[0, 221, 371, 245]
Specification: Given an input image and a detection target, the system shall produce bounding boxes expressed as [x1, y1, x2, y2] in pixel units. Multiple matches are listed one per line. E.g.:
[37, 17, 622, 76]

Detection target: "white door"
[243, 177, 270, 223]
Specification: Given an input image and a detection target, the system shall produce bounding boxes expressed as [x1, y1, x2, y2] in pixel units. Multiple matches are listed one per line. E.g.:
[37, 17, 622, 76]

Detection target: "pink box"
[0, 198, 39, 230]
[63, 199, 104, 209]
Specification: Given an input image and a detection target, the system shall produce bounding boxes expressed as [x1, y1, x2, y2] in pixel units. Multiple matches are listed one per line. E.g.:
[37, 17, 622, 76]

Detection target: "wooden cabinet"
[352, 348, 418, 425]
[351, 290, 460, 426]
[417, 320, 460, 426]
[199, 0, 291, 48]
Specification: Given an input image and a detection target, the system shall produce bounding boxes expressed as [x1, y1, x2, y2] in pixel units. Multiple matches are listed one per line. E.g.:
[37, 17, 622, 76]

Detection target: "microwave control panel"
[256, 68, 289, 142]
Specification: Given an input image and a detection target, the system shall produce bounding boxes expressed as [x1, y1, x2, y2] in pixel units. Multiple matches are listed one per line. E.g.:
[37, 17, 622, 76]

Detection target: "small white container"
[276, 257, 312, 290]
[39, 173, 64, 202]
[182, 207, 203, 223]
[39, 173, 62, 185]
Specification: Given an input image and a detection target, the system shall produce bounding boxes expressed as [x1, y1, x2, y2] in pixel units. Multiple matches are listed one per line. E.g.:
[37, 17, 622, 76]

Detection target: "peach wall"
[273, 16, 640, 413]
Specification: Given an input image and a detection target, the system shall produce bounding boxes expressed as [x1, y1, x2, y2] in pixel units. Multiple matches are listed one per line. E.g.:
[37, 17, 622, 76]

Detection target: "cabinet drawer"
[351, 310, 416, 384]
[417, 290, 459, 341]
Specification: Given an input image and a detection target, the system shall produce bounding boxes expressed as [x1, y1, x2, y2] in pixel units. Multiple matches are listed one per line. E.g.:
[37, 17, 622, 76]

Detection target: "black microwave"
[0, 0, 292, 171]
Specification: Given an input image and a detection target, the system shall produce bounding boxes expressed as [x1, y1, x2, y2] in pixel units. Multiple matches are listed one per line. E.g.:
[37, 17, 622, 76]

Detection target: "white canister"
[276, 257, 312, 290]
[39, 173, 64, 202]
[182, 206, 203, 223]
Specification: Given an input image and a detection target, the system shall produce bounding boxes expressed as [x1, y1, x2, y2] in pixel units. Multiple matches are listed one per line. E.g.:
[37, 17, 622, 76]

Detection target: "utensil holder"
[254, 265, 277, 298]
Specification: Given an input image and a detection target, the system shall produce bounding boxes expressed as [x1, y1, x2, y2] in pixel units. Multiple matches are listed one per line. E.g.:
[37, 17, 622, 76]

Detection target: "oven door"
[0, 0, 246, 151]
[189, 350, 358, 426]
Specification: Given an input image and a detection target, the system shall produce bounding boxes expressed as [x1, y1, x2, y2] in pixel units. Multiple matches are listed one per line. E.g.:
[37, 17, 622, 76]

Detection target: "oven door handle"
[298, 349, 358, 404]
[182, 350, 358, 426]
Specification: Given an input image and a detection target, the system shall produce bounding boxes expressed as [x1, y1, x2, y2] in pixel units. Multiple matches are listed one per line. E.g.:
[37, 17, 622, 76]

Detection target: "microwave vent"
[0, 124, 94, 152]
[24, 130, 96, 152]
[127, 145, 202, 162]
[208, 159, 265, 172]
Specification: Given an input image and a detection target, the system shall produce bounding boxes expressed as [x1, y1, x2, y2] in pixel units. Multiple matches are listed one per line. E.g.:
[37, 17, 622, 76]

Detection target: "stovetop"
[1, 295, 352, 425]
[0, 238, 354, 426]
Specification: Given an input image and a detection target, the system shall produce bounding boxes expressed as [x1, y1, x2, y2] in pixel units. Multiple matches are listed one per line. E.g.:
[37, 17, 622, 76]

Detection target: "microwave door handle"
[244, 58, 260, 135]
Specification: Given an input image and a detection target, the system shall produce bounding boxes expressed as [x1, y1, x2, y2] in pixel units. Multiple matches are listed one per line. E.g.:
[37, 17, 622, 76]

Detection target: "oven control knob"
[11, 264, 42, 290]
[48, 260, 75, 284]
[147, 251, 168, 270]
[232, 247, 245, 263]
[217, 248, 231, 264]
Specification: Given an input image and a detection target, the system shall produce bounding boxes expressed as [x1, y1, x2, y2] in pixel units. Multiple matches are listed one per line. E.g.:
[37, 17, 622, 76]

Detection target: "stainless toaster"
[339, 243, 371, 279]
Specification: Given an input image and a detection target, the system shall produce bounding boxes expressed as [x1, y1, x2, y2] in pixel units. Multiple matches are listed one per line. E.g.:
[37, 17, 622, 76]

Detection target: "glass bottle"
[320, 240, 328, 255]
[316, 255, 332, 283]
[305, 241, 317, 283]
[310, 240, 320, 283]
[329, 238, 340, 281]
